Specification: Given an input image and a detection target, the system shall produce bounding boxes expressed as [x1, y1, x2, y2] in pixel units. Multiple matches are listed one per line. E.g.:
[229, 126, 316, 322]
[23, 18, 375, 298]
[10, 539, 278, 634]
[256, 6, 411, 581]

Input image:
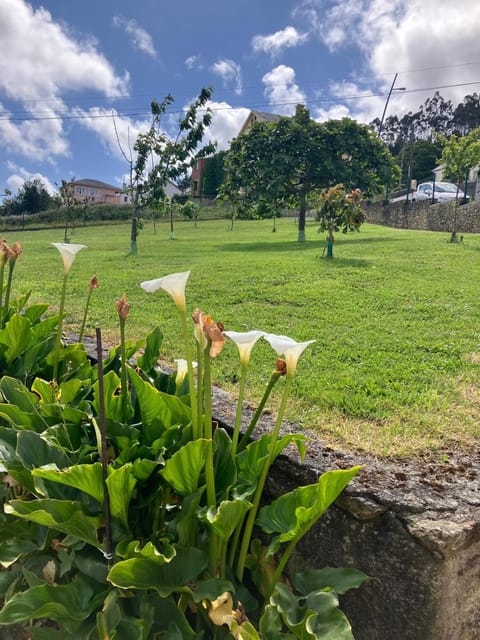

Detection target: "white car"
[413, 181, 469, 203]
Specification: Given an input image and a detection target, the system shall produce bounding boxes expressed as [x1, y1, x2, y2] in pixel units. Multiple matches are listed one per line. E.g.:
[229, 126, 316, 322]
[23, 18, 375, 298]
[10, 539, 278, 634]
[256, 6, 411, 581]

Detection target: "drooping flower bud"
[115, 293, 130, 320]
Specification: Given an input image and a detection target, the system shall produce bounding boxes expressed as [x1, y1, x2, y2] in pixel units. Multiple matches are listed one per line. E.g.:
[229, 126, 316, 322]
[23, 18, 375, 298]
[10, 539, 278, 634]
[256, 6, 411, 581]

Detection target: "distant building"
[237, 110, 282, 136]
[191, 158, 209, 198]
[71, 179, 127, 205]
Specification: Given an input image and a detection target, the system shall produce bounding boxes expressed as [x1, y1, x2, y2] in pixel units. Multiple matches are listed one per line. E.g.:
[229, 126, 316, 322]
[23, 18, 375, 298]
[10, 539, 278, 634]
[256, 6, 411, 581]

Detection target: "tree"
[438, 128, 480, 241]
[221, 105, 397, 242]
[200, 151, 227, 198]
[315, 184, 365, 259]
[411, 140, 442, 182]
[58, 178, 76, 242]
[2, 178, 51, 216]
[119, 87, 216, 253]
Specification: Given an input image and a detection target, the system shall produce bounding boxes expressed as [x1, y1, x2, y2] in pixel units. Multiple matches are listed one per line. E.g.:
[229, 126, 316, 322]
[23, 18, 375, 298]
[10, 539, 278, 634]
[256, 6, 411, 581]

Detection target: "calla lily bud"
[192, 308, 225, 357]
[0, 240, 9, 267]
[9, 241, 22, 263]
[88, 276, 99, 290]
[115, 293, 130, 320]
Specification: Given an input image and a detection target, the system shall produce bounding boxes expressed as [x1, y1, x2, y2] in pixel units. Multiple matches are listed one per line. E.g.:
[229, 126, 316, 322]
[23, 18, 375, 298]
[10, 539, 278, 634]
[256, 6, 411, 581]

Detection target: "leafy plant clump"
[0, 242, 367, 639]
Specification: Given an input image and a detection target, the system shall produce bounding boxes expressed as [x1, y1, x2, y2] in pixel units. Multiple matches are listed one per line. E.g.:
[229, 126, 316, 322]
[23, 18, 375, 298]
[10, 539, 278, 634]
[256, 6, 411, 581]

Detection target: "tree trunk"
[130, 215, 138, 255]
[297, 192, 306, 242]
[326, 228, 334, 259]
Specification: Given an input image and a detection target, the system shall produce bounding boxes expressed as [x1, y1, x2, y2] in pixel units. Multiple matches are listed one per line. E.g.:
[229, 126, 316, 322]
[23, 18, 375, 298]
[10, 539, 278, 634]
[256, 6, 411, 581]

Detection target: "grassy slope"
[6, 218, 480, 456]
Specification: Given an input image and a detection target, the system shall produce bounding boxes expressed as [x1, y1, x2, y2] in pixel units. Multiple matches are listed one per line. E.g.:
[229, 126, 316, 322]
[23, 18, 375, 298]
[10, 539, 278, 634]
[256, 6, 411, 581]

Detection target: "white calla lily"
[140, 270, 190, 312]
[224, 330, 266, 367]
[264, 333, 315, 376]
[174, 358, 197, 387]
[51, 243, 87, 274]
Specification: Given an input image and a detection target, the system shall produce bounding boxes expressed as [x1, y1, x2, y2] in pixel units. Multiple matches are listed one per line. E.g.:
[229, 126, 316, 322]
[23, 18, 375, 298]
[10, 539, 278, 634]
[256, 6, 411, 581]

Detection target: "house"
[237, 110, 282, 136]
[191, 110, 283, 198]
[71, 179, 127, 205]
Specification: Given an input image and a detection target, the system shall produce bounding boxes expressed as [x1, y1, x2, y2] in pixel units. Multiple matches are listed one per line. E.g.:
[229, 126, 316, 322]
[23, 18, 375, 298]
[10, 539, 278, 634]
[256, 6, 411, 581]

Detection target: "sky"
[1, 0, 480, 196]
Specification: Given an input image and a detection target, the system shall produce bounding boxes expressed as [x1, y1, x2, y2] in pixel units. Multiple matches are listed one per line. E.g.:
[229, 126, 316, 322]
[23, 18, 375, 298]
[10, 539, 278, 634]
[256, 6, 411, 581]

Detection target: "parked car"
[412, 181, 469, 203]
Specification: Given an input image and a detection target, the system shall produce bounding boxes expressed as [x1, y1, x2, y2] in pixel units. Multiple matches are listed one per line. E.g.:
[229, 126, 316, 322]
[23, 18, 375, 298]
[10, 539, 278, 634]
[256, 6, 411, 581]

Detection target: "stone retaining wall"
[212, 389, 480, 640]
[366, 200, 480, 234]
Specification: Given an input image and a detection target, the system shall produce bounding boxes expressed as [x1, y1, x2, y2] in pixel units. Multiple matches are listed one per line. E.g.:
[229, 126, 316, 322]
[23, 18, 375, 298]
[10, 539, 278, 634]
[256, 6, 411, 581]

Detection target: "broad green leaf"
[256, 467, 361, 550]
[0, 403, 46, 432]
[92, 370, 125, 424]
[234, 433, 306, 500]
[202, 499, 251, 540]
[260, 604, 295, 640]
[128, 367, 192, 435]
[160, 439, 209, 496]
[96, 590, 122, 639]
[190, 578, 235, 603]
[17, 431, 69, 470]
[306, 606, 355, 640]
[213, 427, 236, 495]
[0, 314, 33, 363]
[231, 620, 261, 640]
[0, 575, 107, 628]
[74, 548, 109, 584]
[136, 326, 163, 372]
[33, 463, 104, 503]
[23, 303, 49, 325]
[108, 546, 208, 596]
[0, 376, 45, 417]
[106, 464, 137, 530]
[5, 499, 103, 549]
[292, 567, 370, 596]
[115, 539, 175, 562]
[31, 377, 56, 404]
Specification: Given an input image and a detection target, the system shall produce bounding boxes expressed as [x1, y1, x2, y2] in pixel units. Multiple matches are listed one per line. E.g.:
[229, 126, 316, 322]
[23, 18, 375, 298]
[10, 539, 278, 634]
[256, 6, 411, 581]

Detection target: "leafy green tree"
[453, 93, 480, 136]
[200, 151, 227, 198]
[411, 140, 442, 182]
[126, 88, 215, 252]
[315, 184, 365, 259]
[3, 179, 51, 216]
[221, 105, 397, 242]
[438, 127, 480, 240]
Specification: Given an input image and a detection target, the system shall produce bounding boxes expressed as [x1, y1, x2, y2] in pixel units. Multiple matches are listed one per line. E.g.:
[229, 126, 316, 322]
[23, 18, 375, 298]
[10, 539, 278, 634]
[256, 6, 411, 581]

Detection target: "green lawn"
[6, 217, 480, 457]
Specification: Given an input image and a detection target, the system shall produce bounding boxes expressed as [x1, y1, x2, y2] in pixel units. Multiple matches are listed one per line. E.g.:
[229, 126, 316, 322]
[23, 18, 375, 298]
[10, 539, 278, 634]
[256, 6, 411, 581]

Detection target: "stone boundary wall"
[366, 199, 480, 234]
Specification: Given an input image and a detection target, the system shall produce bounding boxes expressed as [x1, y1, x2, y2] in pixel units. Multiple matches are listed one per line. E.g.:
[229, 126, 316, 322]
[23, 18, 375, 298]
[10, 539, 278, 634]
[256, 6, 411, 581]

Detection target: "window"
[76, 187, 86, 194]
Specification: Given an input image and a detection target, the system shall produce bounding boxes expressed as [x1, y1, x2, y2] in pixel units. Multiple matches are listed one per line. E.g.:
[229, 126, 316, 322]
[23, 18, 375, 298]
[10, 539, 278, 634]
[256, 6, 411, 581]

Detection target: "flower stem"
[53, 273, 68, 382]
[3, 260, 16, 327]
[180, 311, 199, 439]
[78, 288, 93, 342]
[0, 263, 5, 328]
[236, 375, 292, 582]
[203, 349, 218, 575]
[238, 370, 282, 452]
[231, 362, 247, 458]
[119, 316, 129, 423]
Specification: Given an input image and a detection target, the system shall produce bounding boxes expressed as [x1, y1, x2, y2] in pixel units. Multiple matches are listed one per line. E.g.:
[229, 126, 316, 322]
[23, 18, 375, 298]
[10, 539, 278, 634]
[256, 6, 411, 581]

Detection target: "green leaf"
[17, 431, 69, 470]
[0, 314, 33, 363]
[213, 428, 236, 495]
[23, 303, 50, 324]
[136, 327, 163, 372]
[202, 499, 251, 540]
[108, 546, 208, 596]
[0, 376, 43, 415]
[92, 370, 125, 424]
[33, 463, 104, 502]
[128, 367, 191, 435]
[190, 578, 235, 603]
[0, 575, 107, 629]
[256, 467, 361, 551]
[106, 464, 137, 530]
[292, 567, 370, 596]
[5, 499, 103, 549]
[96, 590, 122, 639]
[160, 439, 209, 496]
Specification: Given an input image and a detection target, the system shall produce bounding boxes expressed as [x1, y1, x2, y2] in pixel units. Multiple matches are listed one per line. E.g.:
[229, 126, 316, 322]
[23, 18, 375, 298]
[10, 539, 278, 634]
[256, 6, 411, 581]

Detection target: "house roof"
[237, 110, 282, 136]
[72, 178, 120, 191]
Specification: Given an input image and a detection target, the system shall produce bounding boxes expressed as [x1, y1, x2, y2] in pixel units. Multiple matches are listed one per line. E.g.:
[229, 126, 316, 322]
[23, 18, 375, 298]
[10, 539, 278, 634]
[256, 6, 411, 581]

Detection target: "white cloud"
[0, 0, 129, 163]
[185, 55, 203, 70]
[113, 15, 158, 59]
[210, 59, 243, 96]
[296, 0, 480, 123]
[262, 66, 306, 115]
[6, 163, 57, 195]
[202, 101, 250, 150]
[252, 26, 308, 57]
[72, 107, 151, 162]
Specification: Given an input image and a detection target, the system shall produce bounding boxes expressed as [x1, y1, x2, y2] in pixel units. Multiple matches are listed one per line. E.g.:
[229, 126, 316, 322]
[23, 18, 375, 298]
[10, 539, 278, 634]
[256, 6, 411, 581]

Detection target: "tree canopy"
[2, 178, 51, 216]
[221, 105, 398, 241]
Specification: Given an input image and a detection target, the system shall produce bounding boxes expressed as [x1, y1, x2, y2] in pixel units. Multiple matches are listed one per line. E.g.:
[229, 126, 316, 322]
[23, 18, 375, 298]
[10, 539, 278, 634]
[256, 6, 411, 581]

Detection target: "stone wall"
[212, 389, 480, 640]
[366, 199, 480, 234]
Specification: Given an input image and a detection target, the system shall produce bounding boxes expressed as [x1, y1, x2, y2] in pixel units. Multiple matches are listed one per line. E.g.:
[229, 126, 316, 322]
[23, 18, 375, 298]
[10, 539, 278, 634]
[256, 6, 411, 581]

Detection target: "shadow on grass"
[217, 235, 402, 254]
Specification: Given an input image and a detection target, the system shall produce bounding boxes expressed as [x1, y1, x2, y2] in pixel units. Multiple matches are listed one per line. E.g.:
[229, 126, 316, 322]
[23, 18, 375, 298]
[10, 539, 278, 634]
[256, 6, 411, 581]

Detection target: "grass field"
[5, 217, 480, 457]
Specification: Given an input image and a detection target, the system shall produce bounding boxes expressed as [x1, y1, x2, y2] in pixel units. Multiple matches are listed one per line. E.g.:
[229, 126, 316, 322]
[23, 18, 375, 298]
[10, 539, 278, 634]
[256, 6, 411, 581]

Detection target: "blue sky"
[1, 0, 480, 195]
